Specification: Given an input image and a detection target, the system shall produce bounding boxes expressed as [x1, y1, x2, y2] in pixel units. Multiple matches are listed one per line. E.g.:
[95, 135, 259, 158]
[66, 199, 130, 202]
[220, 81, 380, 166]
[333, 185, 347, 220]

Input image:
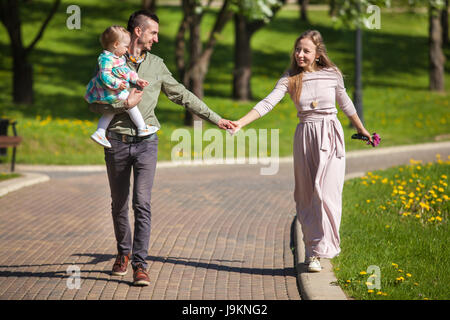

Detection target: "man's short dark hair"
[127, 10, 159, 33]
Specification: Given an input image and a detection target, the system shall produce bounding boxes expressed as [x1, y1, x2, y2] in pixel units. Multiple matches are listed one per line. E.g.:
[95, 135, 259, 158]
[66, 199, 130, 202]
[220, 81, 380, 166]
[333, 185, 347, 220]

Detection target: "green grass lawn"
[0, 172, 21, 182]
[0, 1, 449, 164]
[332, 157, 449, 300]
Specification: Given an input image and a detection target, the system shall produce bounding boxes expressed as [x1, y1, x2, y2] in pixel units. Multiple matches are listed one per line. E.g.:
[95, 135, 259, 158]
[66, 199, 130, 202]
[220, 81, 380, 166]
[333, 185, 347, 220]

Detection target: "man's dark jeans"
[104, 134, 158, 269]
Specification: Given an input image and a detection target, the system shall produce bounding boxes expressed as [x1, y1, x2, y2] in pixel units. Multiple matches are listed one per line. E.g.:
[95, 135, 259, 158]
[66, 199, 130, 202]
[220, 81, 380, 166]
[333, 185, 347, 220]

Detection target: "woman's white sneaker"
[307, 256, 322, 272]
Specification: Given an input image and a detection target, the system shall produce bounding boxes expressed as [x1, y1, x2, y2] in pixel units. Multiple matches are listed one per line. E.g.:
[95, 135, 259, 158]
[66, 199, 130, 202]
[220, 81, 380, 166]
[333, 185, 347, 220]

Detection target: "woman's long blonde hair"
[288, 30, 339, 104]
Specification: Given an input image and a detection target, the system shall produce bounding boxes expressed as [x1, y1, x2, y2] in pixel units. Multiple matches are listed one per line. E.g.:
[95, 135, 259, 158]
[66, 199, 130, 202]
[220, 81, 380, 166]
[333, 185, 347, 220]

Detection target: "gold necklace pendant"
[312, 101, 318, 108]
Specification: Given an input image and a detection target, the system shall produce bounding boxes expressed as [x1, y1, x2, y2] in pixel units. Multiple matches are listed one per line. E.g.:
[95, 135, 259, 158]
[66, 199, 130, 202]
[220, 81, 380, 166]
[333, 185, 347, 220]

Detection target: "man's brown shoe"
[112, 253, 130, 276]
[133, 264, 150, 286]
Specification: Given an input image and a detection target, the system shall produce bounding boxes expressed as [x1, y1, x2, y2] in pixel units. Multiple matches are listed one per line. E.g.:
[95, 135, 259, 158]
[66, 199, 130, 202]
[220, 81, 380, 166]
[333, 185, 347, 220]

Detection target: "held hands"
[227, 120, 242, 135]
[217, 119, 237, 131]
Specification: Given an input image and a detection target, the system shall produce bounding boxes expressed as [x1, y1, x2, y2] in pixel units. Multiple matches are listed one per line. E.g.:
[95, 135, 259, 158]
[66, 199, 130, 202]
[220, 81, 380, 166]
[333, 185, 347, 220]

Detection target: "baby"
[85, 25, 157, 148]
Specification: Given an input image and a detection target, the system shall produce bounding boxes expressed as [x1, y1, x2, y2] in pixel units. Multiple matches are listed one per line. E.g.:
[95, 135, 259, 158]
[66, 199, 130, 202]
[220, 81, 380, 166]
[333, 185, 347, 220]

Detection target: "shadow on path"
[0, 252, 297, 283]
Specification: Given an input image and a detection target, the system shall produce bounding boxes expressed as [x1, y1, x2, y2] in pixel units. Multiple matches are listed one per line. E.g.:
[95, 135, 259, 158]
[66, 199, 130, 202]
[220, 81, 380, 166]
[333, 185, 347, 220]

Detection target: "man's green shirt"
[89, 52, 222, 136]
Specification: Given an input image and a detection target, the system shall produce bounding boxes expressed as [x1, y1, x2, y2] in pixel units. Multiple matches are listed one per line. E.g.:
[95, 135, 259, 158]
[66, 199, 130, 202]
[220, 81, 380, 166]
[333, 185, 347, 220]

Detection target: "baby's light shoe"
[91, 131, 112, 148]
[137, 125, 159, 137]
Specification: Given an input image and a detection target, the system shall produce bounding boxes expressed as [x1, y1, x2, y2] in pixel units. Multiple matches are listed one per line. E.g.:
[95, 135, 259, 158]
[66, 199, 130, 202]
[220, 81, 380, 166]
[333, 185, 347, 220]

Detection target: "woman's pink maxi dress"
[253, 68, 357, 259]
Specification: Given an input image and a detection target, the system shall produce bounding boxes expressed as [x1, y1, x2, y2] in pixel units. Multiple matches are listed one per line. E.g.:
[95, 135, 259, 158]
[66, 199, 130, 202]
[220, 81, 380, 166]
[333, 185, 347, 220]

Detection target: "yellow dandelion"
[392, 263, 398, 268]
[406, 273, 412, 277]
[367, 289, 374, 293]
[442, 175, 447, 179]
[359, 271, 367, 275]
[408, 192, 415, 198]
[419, 202, 430, 210]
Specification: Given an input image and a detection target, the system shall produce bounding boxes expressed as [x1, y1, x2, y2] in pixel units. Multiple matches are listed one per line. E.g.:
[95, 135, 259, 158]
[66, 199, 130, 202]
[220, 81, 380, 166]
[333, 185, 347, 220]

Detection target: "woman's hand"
[357, 127, 373, 144]
[348, 113, 373, 144]
[226, 109, 260, 135]
[227, 120, 243, 135]
[217, 119, 237, 130]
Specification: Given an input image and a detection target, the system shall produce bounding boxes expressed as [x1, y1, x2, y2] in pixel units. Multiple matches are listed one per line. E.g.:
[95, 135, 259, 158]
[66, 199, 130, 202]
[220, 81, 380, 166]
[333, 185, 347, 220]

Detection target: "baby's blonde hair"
[100, 25, 129, 50]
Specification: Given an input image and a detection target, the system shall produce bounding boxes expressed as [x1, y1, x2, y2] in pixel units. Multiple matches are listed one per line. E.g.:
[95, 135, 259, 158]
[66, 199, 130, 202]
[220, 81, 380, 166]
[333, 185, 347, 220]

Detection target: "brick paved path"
[0, 163, 301, 300]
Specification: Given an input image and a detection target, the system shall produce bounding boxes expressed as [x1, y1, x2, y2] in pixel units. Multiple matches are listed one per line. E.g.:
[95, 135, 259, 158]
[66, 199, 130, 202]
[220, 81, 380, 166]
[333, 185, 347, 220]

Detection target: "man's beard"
[137, 38, 150, 52]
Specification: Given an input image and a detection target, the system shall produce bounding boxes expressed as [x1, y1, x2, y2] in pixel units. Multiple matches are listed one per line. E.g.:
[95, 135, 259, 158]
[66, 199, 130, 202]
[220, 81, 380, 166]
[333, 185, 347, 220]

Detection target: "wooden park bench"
[0, 121, 22, 172]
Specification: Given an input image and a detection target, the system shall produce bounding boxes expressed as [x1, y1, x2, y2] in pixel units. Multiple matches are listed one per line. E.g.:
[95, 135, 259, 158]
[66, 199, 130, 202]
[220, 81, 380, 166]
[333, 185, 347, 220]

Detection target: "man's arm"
[159, 63, 222, 125]
[89, 89, 143, 115]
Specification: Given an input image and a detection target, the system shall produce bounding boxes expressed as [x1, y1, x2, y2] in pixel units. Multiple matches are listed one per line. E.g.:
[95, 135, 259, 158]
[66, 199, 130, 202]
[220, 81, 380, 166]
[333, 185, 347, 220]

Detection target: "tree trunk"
[0, 0, 60, 105]
[298, 0, 309, 22]
[1, 0, 33, 104]
[329, 0, 337, 17]
[232, 1, 285, 101]
[178, 0, 232, 126]
[13, 51, 33, 105]
[184, 12, 203, 126]
[232, 14, 253, 101]
[142, 0, 157, 11]
[429, 6, 445, 92]
[175, 14, 189, 82]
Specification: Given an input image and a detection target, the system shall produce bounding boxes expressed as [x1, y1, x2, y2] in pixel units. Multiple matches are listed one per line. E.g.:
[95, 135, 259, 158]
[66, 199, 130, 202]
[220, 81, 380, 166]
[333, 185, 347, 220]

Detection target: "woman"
[230, 30, 373, 272]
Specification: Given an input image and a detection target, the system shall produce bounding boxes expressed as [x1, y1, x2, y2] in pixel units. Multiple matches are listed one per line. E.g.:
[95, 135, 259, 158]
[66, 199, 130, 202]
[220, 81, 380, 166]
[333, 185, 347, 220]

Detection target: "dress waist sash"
[299, 113, 345, 158]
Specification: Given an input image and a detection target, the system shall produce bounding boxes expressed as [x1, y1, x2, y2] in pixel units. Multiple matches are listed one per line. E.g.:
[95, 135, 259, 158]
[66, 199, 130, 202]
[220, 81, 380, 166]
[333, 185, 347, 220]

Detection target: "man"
[89, 10, 235, 286]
